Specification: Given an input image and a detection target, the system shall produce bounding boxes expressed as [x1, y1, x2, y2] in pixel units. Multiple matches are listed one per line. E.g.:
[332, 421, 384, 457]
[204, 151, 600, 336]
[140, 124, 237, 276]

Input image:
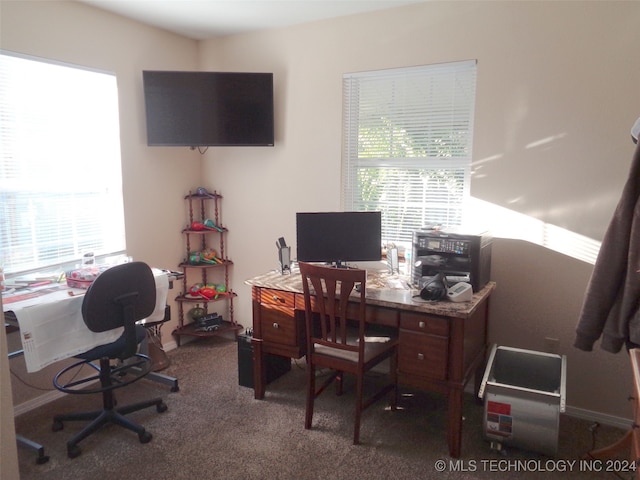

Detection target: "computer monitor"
[296, 211, 382, 268]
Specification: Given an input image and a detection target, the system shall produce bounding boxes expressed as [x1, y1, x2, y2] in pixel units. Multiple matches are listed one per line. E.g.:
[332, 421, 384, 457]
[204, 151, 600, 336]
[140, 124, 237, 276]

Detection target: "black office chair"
[52, 261, 168, 458]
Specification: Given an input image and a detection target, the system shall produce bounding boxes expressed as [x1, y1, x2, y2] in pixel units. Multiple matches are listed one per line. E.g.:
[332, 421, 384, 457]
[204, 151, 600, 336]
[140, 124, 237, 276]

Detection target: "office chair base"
[52, 398, 167, 458]
[17, 434, 50, 464]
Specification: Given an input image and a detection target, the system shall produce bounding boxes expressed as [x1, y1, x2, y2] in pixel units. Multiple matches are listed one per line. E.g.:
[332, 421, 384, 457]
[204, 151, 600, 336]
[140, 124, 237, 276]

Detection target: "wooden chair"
[299, 262, 398, 444]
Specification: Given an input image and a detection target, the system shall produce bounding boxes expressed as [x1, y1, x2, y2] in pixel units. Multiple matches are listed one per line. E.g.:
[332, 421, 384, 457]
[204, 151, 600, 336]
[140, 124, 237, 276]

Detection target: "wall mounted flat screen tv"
[143, 71, 274, 147]
[296, 211, 382, 268]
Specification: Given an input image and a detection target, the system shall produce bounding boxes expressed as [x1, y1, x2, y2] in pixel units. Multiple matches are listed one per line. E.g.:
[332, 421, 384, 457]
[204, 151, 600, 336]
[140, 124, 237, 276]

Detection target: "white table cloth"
[3, 269, 169, 372]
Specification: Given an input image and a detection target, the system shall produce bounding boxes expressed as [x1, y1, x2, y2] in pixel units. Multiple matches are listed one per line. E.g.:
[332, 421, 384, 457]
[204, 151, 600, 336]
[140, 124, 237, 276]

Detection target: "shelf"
[179, 260, 234, 269]
[174, 188, 237, 346]
[182, 227, 228, 234]
[173, 320, 242, 339]
[175, 291, 237, 303]
[184, 192, 222, 201]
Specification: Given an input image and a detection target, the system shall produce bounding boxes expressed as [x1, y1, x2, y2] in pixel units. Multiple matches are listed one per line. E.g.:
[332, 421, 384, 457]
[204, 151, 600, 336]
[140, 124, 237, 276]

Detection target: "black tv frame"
[143, 70, 274, 147]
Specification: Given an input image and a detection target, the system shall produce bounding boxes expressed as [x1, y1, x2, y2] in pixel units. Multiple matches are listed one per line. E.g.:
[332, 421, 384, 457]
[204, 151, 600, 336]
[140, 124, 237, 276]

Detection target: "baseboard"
[13, 389, 66, 417]
[464, 382, 631, 431]
[564, 405, 632, 431]
[163, 340, 177, 352]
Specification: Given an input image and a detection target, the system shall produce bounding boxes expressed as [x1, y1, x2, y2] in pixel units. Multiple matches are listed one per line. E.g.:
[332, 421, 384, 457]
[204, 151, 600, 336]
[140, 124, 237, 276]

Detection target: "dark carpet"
[15, 337, 633, 479]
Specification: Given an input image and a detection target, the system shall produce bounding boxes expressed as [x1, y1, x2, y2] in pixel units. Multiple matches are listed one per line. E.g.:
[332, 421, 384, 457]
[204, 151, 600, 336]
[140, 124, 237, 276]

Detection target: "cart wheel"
[139, 431, 152, 443]
[157, 402, 168, 413]
[52, 420, 63, 432]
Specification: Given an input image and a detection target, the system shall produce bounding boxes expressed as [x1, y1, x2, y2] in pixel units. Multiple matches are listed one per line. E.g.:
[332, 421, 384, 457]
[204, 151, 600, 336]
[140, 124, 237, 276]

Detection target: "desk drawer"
[302, 297, 398, 328]
[398, 330, 448, 380]
[261, 289, 296, 309]
[343, 303, 398, 327]
[260, 305, 298, 346]
[400, 311, 449, 336]
[365, 305, 398, 327]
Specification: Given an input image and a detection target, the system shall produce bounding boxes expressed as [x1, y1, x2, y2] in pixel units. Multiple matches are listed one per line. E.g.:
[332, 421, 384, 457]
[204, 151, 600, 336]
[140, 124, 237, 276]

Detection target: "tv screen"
[296, 212, 382, 267]
[142, 71, 274, 147]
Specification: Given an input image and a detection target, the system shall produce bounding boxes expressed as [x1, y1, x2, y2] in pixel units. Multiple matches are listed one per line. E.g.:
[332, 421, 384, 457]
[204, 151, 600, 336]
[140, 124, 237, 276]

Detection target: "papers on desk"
[7, 269, 170, 373]
[386, 278, 410, 290]
[2, 284, 66, 305]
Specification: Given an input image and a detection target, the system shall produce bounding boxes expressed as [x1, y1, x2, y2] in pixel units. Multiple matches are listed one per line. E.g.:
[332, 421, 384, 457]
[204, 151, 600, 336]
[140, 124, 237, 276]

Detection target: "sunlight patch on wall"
[525, 133, 568, 150]
[468, 197, 601, 265]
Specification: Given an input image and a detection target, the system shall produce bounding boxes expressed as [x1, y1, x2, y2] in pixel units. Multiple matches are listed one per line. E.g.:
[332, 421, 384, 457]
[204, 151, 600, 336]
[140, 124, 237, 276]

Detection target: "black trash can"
[237, 333, 291, 388]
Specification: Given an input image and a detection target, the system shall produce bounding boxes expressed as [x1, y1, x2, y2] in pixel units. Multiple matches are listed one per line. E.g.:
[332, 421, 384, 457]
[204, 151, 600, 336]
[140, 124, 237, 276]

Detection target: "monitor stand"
[331, 261, 356, 269]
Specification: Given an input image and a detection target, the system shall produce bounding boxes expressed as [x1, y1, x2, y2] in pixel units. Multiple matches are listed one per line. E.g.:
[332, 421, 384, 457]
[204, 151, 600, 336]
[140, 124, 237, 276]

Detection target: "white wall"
[0, 0, 201, 404]
[1, 0, 639, 429]
[197, 1, 640, 421]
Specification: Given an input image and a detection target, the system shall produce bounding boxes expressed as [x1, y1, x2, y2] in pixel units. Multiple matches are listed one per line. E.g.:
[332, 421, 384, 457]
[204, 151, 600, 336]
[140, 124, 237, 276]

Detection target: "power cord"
[586, 422, 636, 480]
[9, 367, 55, 392]
[10, 361, 88, 392]
[589, 421, 600, 451]
[190, 146, 209, 154]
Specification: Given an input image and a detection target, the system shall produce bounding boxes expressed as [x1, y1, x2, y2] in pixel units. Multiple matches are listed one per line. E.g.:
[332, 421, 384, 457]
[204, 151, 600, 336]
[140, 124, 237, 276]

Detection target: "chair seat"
[314, 333, 396, 363]
[76, 325, 147, 361]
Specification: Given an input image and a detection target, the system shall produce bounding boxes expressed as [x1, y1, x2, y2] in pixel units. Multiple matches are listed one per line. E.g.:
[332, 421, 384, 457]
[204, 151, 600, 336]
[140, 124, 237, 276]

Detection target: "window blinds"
[342, 60, 477, 244]
[0, 52, 126, 275]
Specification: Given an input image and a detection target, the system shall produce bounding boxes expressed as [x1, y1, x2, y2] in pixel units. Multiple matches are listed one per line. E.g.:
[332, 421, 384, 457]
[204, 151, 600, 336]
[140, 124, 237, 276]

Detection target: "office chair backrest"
[82, 261, 156, 357]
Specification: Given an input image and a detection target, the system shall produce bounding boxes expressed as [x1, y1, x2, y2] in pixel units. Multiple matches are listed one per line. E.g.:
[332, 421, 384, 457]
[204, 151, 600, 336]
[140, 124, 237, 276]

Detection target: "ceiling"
[78, 0, 426, 40]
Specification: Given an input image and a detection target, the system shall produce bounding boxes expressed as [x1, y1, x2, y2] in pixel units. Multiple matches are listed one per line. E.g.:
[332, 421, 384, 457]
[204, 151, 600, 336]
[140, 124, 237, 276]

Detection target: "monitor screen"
[143, 71, 274, 147]
[296, 211, 382, 267]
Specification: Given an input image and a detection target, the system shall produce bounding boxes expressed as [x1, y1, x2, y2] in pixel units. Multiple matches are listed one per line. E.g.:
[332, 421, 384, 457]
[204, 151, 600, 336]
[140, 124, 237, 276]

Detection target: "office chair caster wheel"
[52, 420, 63, 432]
[139, 431, 152, 444]
[67, 444, 81, 458]
[157, 402, 168, 413]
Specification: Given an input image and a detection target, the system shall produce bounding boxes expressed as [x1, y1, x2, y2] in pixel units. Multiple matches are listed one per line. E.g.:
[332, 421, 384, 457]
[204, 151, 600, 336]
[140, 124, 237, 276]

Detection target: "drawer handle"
[272, 295, 281, 303]
[272, 322, 279, 329]
[417, 353, 424, 361]
[418, 321, 426, 329]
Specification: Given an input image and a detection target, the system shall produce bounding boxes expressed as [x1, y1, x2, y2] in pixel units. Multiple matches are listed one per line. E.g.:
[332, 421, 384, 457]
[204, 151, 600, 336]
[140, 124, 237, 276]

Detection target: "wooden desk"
[246, 268, 495, 458]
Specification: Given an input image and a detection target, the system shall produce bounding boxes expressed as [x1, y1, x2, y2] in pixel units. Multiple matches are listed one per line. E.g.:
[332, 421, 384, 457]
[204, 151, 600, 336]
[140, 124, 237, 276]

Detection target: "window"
[0, 52, 126, 275]
[342, 60, 477, 246]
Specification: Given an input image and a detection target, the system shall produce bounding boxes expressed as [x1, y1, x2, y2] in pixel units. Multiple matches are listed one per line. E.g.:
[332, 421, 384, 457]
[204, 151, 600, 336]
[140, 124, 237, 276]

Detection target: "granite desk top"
[245, 265, 495, 320]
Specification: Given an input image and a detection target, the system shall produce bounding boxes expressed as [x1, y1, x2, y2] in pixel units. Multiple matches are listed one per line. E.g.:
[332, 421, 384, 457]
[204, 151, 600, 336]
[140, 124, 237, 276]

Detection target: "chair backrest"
[299, 262, 367, 360]
[81, 261, 156, 357]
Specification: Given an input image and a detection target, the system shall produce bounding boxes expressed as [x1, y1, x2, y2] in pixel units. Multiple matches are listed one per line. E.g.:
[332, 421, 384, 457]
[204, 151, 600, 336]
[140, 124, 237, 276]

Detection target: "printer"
[411, 228, 492, 292]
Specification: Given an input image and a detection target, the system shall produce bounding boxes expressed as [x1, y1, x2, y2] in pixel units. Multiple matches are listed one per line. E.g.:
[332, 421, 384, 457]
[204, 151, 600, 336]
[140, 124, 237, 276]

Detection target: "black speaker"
[237, 334, 291, 388]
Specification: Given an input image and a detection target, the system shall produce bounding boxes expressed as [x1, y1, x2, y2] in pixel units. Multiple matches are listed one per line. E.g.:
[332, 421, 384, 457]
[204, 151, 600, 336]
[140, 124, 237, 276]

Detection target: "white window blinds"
[342, 60, 477, 245]
[0, 52, 126, 275]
